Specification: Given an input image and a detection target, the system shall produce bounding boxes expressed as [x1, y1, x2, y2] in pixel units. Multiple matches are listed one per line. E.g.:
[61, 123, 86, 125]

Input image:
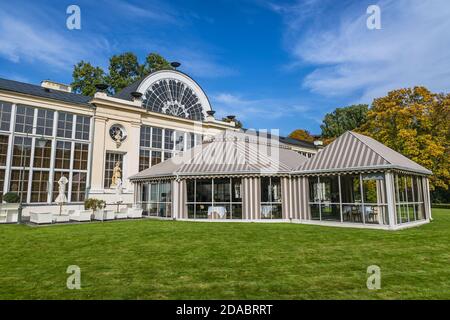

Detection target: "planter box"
[30, 212, 53, 224]
[53, 214, 70, 223]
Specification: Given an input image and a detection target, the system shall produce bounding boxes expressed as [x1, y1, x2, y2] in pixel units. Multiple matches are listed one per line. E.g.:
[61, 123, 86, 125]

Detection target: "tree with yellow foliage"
[288, 129, 315, 142]
[359, 87, 450, 197]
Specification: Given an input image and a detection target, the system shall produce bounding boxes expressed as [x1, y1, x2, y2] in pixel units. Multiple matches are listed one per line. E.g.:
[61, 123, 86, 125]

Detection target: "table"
[208, 206, 227, 219]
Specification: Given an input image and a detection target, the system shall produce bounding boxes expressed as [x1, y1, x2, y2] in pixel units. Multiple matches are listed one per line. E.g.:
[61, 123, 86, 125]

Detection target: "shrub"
[3, 192, 20, 203]
[84, 198, 106, 212]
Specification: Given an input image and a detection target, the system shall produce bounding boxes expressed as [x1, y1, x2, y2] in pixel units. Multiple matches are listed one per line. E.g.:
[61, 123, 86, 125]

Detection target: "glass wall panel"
[12, 136, 32, 167]
[30, 171, 49, 203]
[15, 105, 34, 133]
[55, 141, 72, 169]
[321, 204, 340, 221]
[151, 150, 161, 166]
[394, 174, 426, 224]
[152, 127, 162, 148]
[0, 169, 5, 202]
[57, 112, 73, 138]
[139, 149, 150, 171]
[0, 101, 12, 131]
[36, 109, 54, 136]
[186, 178, 242, 220]
[0, 135, 9, 166]
[75, 115, 90, 140]
[310, 204, 320, 220]
[9, 170, 29, 201]
[33, 140, 52, 168]
[71, 172, 86, 202]
[196, 179, 212, 202]
[214, 178, 230, 202]
[261, 177, 282, 219]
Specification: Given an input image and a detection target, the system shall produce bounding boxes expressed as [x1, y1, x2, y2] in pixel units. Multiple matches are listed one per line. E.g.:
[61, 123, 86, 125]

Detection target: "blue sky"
[1, 0, 449, 135]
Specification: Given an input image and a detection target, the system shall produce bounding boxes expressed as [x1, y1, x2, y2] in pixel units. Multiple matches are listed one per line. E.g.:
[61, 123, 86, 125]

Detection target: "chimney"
[41, 80, 72, 93]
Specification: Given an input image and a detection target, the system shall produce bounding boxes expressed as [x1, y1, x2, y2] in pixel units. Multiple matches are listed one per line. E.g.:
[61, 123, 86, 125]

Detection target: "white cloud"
[276, 0, 450, 102]
[0, 3, 110, 70]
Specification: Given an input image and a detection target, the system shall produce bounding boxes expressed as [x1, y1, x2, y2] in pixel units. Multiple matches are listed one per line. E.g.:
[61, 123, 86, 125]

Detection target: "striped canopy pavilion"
[130, 130, 432, 230]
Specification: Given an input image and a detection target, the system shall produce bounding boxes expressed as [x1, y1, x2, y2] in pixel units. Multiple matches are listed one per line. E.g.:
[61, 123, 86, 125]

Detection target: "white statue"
[55, 176, 68, 203]
[110, 161, 122, 188]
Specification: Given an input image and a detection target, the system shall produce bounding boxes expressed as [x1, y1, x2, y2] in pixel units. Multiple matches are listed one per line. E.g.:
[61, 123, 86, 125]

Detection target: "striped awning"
[298, 131, 432, 175]
[130, 132, 308, 180]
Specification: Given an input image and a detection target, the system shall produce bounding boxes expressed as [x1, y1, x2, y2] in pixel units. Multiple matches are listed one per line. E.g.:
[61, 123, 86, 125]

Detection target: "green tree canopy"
[71, 61, 106, 96]
[288, 129, 315, 142]
[320, 104, 369, 138]
[144, 53, 172, 75]
[106, 52, 142, 93]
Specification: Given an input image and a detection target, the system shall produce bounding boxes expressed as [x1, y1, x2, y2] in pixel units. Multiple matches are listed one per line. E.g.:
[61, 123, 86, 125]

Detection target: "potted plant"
[84, 198, 106, 219]
[1, 192, 20, 223]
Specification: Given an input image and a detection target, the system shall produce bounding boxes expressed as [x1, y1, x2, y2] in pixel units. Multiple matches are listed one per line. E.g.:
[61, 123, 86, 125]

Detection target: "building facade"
[0, 70, 318, 214]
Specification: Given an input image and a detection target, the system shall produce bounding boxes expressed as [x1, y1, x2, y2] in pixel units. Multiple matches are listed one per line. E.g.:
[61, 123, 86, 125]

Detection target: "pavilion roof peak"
[298, 131, 432, 175]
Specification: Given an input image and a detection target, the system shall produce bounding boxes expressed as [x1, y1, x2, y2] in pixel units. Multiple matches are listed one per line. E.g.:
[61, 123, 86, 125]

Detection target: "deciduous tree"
[321, 104, 369, 138]
[288, 129, 315, 142]
[359, 87, 449, 193]
[71, 61, 106, 96]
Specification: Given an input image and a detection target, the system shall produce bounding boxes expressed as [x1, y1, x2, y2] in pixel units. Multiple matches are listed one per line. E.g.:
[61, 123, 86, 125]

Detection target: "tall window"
[395, 174, 425, 224]
[0, 169, 5, 202]
[36, 109, 54, 136]
[15, 105, 34, 133]
[0, 135, 8, 166]
[75, 115, 90, 140]
[308, 173, 389, 225]
[55, 141, 72, 169]
[30, 171, 49, 203]
[0, 101, 12, 131]
[12, 136, 32, 167]
[260, 177, 282, 219]
[72, 172, 87, 202]
[139, 125, 198, 171]
[57, 112, 73, 138]
[186, 178, 242, 219]
[152, 127, 162, 148]
[33, 140, 52, 168]
[140, 126, 151, 147]
[142, 180, 172, 217]
[9, 170, 29, 202]
[104, 152, 123, 188]
[73, 143, 88, 170]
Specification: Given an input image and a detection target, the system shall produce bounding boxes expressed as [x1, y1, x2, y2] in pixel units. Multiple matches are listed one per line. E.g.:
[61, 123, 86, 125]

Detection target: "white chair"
[70, 210, 92, 222]
[30, 212, 53, 224]
[127, 208, 143, 219]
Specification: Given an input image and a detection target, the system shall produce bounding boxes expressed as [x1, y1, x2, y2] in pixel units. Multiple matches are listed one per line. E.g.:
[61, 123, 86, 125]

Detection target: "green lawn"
[1, 209, 449, 300]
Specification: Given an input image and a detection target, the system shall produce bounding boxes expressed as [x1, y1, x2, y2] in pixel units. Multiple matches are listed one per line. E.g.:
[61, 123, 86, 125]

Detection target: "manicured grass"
[1, 209, 449, 299]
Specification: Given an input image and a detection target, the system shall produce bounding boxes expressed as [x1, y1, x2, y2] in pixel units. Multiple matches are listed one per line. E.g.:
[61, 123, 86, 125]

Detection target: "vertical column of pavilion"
[172, 179, 187, 219]
[298, 176, 310, 220]
[281, 176, 293, 220]
[242, 176, 261, 220]
[422, 176, 432, 220]
[384, 171, 397, 228]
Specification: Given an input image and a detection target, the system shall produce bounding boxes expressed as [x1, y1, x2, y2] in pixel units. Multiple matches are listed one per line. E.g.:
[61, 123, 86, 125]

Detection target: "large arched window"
[142, 78, 205, 121]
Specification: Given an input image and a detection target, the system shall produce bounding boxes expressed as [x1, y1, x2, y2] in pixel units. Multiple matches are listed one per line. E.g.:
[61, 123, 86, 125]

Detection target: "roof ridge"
[348, 131, 392, 166]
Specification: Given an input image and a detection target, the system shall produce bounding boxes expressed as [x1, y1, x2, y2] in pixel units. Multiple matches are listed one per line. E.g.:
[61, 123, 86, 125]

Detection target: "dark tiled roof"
[113, 77, 145, 101]
[0, 78, 92, 106]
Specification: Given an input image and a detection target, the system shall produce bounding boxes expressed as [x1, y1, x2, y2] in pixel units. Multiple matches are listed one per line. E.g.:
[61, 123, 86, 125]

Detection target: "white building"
[0, 70, 318, 216]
